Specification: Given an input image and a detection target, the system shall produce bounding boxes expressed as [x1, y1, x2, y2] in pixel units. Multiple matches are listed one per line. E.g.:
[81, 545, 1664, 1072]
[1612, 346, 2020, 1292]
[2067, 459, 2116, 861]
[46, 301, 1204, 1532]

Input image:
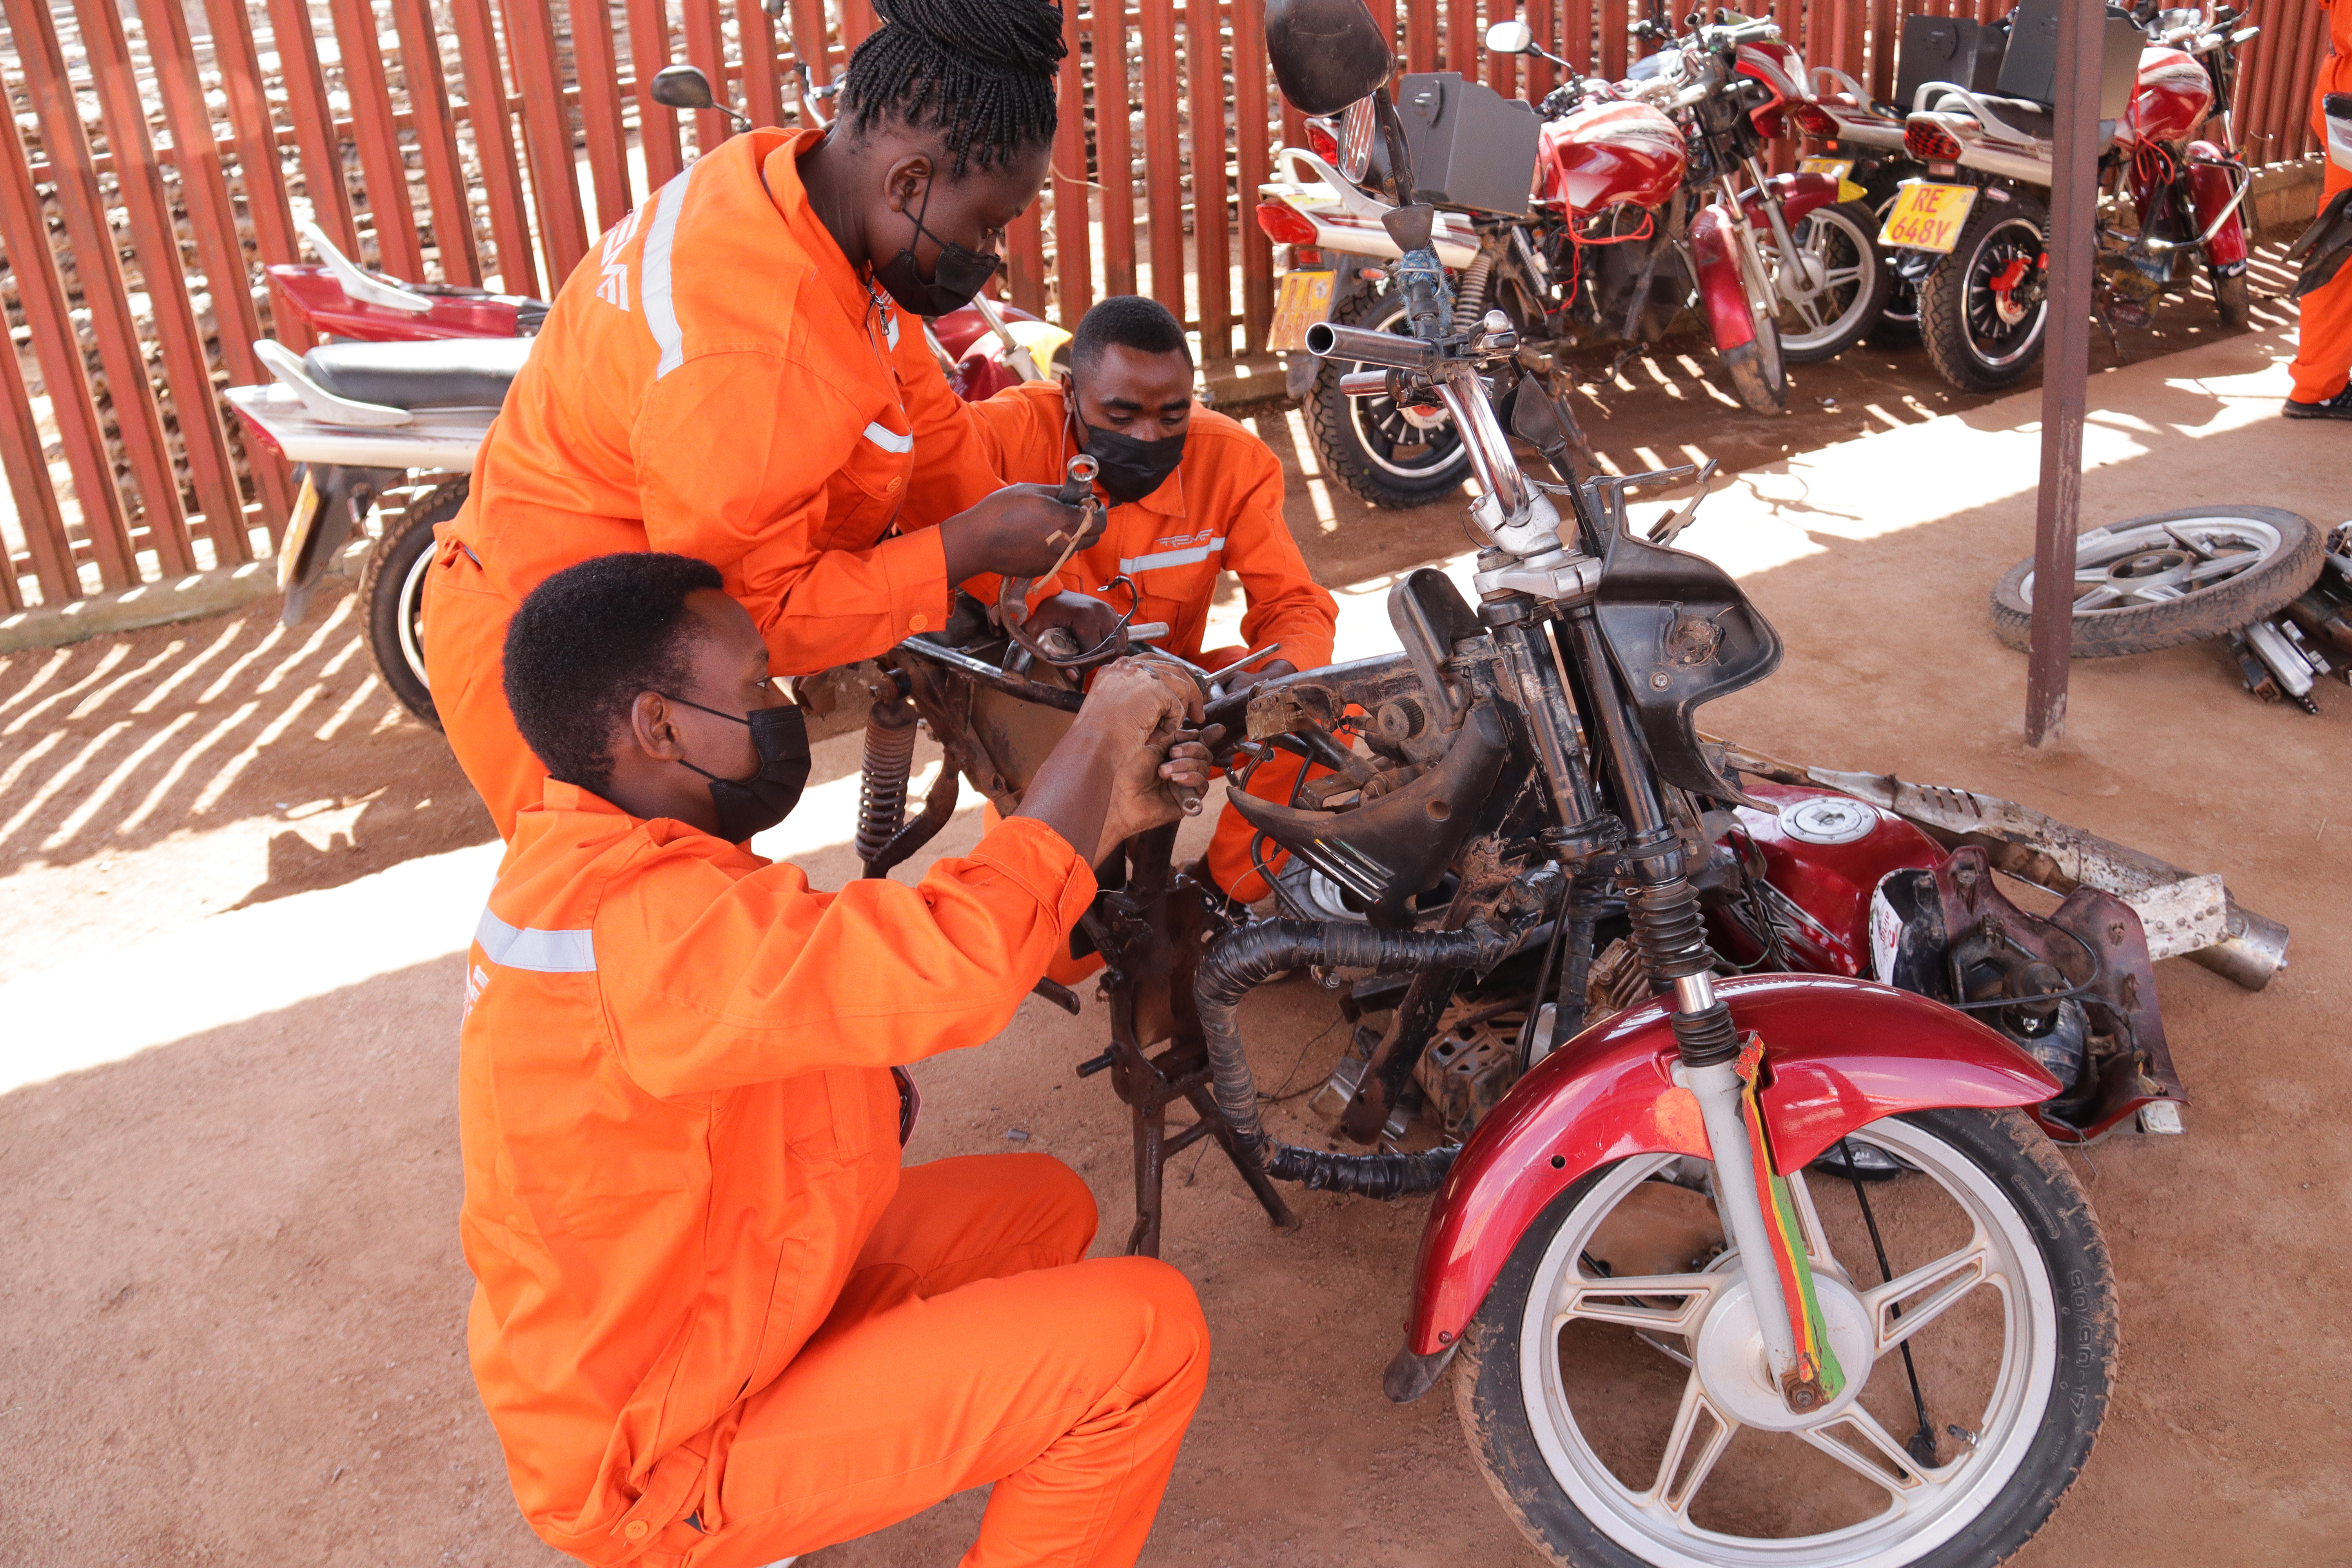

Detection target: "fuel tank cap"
[1777, 795, 1879, 845]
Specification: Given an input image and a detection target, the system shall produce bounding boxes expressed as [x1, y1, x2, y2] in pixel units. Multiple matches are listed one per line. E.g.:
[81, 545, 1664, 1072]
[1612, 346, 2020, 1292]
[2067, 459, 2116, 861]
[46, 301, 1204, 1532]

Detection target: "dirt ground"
[2, 252, 2345, 1568]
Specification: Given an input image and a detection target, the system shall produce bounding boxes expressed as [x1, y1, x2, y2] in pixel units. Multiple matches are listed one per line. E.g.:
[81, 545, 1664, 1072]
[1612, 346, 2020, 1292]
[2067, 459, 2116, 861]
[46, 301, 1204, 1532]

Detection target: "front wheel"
[358, 477, 469, 729]
[2212, 268, 2252, 330]
[1305, 285, 1476, 508]
[1457, 1107, 2114, 1568]
[1918, 195, 2051, 393]
[1766, 201, 1893, 363]
[1720, 317, 1787, 416]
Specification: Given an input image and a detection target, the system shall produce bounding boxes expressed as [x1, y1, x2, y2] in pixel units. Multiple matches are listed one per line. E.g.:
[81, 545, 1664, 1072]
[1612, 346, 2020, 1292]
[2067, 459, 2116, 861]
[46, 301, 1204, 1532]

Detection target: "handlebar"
[1303, 320, 1439, 372]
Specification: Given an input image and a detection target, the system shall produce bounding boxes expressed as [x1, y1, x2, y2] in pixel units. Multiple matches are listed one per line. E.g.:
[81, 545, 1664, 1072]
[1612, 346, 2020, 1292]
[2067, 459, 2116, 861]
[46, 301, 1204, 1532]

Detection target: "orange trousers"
[2290, 156, 2352, 405]
[642, 1154, 1207, 1568]
[421, 540, 543, 837]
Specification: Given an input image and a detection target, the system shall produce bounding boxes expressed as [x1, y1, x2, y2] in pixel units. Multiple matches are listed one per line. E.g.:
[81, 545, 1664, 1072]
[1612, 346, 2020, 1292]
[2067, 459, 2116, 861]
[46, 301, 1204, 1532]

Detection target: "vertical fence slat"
[386, 0, 485, 283]
[1053, 0, 1095, 322]
[2282, 0, 2327, 156]
[566, 0, 635, 227]
[1867, 0, 1896, 98]
[1446, 0, 1474, 73]
[75, 0, 249, 567]
[1525, 0, 1554, 96]
[200, 0, 302, 274]
[1140, 0, 1185, 315]
[0, 79, 127, 598]
[1185, 0, 1230, 356]
[633, 0, 687, 186]
[261, 0, 362, 255]
[1488, 1, 1516, 98]
[503, 0, 593, 282]
[682, 0, 731, 156]
[1093, 0, 1138, 296]
[738, 0, 786, 128]
[782, 0, 828, 82]
[1233, 0, 1273, 350]
[450, 0, 544, 296]
[1405, 0, 1439, 71]
[842, 0, 877, 51]
[2247, 0, 2296, 160]
[145, 0, 292, 535]
[0, 341, 45, 607]
[327, 0, 427, 279]
[1007, 207, 1050, 314]
[1600, 0, 1628, 81]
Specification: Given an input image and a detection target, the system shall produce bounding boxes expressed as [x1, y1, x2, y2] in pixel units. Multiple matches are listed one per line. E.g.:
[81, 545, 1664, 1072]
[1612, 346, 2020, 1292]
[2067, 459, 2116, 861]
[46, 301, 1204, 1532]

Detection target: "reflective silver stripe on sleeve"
[862, 420, 915, 454]
[474, 908, 597, 973]
[1117, 537, 1225, 573]
[640, 162, 699, 379]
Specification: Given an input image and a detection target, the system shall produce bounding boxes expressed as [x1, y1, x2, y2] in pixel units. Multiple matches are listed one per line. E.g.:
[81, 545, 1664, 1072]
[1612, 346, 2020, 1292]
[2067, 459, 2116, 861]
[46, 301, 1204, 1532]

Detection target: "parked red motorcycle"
[226, 63, 1054, 727]
[1891, 0, 2257, 390]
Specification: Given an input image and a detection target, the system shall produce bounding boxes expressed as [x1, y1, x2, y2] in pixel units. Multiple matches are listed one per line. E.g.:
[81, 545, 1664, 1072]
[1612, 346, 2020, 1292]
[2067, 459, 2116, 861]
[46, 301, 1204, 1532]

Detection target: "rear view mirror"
[650, 64, 717, 112]
[1266, 0, 1395, 116]
[1485, 19, 1535, 54]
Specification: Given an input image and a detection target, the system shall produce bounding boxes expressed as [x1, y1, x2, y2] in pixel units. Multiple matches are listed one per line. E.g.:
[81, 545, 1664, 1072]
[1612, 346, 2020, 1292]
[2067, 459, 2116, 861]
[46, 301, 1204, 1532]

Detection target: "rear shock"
[854, 695, 920, 876]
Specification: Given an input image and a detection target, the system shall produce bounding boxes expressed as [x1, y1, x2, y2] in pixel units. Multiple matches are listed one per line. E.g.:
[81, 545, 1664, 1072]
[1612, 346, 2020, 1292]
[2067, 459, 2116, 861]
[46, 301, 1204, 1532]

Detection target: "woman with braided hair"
[423, 0, 1118, 839]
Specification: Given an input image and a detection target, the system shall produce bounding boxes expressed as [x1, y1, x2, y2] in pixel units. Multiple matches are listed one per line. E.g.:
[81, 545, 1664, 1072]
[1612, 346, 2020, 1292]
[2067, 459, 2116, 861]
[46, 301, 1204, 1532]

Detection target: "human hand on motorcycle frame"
[1014, 655, 1217, 864]
[937, 482, 1106, 585]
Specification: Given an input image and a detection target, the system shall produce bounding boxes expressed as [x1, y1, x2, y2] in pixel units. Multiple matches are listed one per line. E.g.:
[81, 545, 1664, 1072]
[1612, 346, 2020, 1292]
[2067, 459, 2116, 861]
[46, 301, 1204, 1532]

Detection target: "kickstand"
[1085, 1027, 1299, 1256]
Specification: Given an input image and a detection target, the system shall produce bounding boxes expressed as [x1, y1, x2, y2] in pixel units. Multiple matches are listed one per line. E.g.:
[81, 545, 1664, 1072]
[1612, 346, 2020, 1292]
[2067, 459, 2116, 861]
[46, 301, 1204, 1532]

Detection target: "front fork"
[1741, 158, 1822, 308]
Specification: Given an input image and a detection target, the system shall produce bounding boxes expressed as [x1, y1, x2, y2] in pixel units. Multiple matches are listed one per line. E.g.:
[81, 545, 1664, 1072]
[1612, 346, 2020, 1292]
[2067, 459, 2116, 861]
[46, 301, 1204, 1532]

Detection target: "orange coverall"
[459, 780, 1209, 1568]
[2291, 0, 2352, 404]
[423, 127, 1000, 837]
[967, 381, 1338, 902]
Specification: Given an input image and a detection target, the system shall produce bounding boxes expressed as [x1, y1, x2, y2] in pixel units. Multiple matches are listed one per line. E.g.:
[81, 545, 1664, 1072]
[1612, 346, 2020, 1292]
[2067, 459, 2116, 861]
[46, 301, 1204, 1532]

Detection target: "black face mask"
[1067, 383, 1188, 505]
[872, 178, 1001, 318]
[665, 696, 811, 843]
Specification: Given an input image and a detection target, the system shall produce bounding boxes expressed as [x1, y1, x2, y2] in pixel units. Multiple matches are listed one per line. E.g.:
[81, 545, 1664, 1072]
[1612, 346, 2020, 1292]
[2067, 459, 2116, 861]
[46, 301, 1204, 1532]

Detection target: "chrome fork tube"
[1682, 1056, 1805, 1381]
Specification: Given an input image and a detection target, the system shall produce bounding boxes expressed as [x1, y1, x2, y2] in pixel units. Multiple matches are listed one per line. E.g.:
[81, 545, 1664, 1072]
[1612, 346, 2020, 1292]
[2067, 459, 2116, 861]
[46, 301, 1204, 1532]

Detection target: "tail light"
[229, 404, 285, 463]
[1905, 121, 1964, 162]
[1792, 103, 1840, 140]
[1255, 200, 1319, 248]
[1305, 119, 1340, 163]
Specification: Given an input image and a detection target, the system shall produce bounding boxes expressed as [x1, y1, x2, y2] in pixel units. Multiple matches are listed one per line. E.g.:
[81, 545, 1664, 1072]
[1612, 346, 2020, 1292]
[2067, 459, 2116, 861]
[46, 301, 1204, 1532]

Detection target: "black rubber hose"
[1195, 919, 1492, 1198]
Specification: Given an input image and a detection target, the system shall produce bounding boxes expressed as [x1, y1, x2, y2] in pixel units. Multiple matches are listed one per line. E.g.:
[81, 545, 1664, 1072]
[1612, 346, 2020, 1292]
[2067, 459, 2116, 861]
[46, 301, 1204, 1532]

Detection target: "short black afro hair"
[1068, 294, 1192, 376]
[501, 552, 724, 797]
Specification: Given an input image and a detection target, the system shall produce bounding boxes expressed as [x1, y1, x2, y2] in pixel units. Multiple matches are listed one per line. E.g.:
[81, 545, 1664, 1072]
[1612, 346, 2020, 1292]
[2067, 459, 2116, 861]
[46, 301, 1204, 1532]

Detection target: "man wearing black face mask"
[965, 296, 1339, 905]
[469, 550, 1222, 1568]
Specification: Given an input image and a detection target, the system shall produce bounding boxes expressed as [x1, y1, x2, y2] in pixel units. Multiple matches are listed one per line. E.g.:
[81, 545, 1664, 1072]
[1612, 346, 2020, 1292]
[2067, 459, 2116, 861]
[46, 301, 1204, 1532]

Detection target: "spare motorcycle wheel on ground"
[1305, 286, 1476, 508]
[1456, 1107, 2116, 1568]
[1989, 506, 2323, 657]
[358, 476, 470, 728]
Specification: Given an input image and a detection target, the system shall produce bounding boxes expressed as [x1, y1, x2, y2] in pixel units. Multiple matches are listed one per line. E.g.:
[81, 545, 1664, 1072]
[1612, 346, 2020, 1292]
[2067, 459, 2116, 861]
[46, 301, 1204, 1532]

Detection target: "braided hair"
[838, 0, 1066, 174]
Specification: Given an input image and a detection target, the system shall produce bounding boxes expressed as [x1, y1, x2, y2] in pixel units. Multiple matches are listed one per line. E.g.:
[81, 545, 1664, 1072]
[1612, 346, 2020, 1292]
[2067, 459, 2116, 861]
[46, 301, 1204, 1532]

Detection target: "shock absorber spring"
[1450, 252, 1495, 336]
[854, 697, 920, 873]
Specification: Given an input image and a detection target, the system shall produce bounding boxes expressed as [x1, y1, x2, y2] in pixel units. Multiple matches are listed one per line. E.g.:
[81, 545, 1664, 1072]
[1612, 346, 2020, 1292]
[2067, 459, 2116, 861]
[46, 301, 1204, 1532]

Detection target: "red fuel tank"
[2121, 45, 2214, 147]
[1537, 100, 1688, 217]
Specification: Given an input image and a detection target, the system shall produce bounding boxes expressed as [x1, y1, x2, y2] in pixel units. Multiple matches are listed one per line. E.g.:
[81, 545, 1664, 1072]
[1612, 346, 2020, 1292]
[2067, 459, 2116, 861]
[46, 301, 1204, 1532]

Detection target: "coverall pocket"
[821, 424, 915, 546]
[781, 1068, 885, 1166]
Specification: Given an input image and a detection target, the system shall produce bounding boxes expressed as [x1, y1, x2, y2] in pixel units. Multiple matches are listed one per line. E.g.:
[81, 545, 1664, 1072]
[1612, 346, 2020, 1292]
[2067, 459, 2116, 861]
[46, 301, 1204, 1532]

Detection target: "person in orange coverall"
[2285, 0, 2352, 419]
[965, 296, 1339, 907]
[461, 548, 1217, 1568]
[424, 0, 1111, 836]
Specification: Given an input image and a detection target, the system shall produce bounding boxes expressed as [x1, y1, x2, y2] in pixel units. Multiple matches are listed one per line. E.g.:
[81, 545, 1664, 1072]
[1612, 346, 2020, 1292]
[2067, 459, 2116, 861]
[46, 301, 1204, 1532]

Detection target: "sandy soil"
[1, 259, 2343, 1568]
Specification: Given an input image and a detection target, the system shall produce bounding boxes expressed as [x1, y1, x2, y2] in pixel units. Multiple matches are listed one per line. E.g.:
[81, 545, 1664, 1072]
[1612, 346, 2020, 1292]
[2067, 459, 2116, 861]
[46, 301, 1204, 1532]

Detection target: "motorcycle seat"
[1974, 94, 2056, 140]
[301, 337, 532, 410]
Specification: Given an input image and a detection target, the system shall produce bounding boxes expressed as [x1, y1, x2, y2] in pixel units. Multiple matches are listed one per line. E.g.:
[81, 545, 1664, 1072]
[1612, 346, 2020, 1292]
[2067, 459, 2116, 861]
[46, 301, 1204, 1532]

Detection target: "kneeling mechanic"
[457, 551, 1215, 1568]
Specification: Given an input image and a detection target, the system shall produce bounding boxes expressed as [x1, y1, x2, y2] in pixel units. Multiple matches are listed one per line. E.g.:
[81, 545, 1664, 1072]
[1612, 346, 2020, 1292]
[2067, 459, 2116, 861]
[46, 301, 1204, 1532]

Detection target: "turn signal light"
[229, 404, 285, 463]
[1904, 121, 1964, 161]
[1305, 120, 1340, 162]
[1791, 103, 1840, 140]
[1256, 200, 1319, 247]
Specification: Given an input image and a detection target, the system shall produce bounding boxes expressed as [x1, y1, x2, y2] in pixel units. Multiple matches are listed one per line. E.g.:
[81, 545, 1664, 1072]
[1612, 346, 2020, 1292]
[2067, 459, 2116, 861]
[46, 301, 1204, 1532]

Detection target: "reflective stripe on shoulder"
[475, 908, 596, 973]
[862, 421, 914, 454]
[1118, 537, 1225, 573]
[639, 159, 702, 379]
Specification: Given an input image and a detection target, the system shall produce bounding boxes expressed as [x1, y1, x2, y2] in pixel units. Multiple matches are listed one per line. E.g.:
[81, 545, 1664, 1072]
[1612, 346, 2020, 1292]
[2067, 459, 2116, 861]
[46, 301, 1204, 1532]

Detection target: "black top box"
[1394, 72, 1544, 218]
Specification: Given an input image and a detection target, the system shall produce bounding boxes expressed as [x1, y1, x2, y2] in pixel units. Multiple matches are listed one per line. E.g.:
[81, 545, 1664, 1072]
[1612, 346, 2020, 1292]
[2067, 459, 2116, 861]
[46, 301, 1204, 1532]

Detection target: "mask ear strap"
[659, 692, 751, 727]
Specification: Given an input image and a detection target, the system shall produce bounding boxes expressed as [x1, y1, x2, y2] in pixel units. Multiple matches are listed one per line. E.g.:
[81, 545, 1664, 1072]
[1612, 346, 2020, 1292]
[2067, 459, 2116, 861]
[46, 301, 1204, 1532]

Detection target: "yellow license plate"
[1268, 269, 1336, 352]
[1879, 181, 1978, 253]
[1799, 156, 1866, 205]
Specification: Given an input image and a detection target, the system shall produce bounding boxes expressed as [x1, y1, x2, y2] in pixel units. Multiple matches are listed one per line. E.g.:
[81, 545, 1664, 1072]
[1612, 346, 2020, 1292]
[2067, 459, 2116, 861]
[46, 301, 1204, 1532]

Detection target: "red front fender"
[2184, 141, 2250, 272]
[1688, 204, 1758, 350]
[1742, 169, 1841, 230]
[1403, 973, 2057, 1355]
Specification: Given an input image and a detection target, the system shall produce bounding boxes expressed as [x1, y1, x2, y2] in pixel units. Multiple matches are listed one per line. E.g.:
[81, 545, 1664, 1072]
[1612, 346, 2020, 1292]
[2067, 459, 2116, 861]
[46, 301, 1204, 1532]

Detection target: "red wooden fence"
[0, 0, 2332, 611]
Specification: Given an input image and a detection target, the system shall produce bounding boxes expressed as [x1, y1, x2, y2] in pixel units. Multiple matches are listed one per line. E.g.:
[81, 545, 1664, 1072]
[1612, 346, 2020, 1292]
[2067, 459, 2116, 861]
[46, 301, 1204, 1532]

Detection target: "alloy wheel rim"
[2018, 513, 2289, 613]
[1773, 207, 1873, 353]
[397, 534, 435, 693]
[1961, 217, 2047, 369]
[1516, 1118, 2055, 1568]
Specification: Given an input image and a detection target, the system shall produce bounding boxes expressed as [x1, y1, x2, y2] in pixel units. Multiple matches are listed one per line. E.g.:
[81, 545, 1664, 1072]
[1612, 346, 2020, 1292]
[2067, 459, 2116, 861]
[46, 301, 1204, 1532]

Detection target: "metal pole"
[2026, 0, 2104, 748]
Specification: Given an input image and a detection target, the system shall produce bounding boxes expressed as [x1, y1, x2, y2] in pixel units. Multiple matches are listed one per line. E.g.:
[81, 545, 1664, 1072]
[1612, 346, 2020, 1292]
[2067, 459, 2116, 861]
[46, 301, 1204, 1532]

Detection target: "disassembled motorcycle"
[819, 6, 2296, 1559]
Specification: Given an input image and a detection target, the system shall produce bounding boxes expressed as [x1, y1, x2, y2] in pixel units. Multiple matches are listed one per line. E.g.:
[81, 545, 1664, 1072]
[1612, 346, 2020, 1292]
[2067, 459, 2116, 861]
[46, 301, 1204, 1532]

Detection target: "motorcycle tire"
[1861, 176, 1924, 347]
[2212, 268, 2252, 330]
[1305, 287, 1476, 509]
[358, 475, 469, 730]
[1918, 196, 2051, 393]
[1455, 1107, 2115, 1568]
[1719, 318, 1787, 416]
[1775, 200, 1894, 364]
[1989, 505, 2322, 657]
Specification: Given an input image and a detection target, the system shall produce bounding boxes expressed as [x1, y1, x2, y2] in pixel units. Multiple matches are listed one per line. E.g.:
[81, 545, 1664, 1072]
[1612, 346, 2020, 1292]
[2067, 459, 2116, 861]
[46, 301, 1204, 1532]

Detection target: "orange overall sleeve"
[1198, 436, 1339, 674]
[594, 815, 1095, 1097]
